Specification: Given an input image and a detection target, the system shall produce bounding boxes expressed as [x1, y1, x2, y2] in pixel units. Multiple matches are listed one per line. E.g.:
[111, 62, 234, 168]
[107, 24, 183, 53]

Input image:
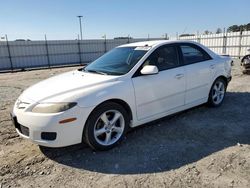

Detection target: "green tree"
[227, 25, 240, 32]
[179, 34, 195, 37]
[204, 30, 212, 35]
[216, 28, 222, 34]
[246, 23, 250, 31]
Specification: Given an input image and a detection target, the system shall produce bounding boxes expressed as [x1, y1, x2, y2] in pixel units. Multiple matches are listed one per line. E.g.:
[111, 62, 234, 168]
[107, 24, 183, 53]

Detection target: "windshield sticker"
[135, 46, 151, 51]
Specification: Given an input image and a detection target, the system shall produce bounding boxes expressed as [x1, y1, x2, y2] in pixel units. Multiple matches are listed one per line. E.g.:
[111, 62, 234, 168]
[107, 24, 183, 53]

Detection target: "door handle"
[175, 74, 184, 79]
[210, 64, 215, 69]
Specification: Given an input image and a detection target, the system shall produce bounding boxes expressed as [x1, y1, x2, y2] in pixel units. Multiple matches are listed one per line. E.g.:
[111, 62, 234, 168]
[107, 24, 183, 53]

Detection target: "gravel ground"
[0, 60, 250, 188]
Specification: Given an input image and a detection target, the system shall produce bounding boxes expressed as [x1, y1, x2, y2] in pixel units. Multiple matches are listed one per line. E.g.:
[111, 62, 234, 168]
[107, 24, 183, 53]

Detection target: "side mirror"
[140, 65, 159, 75]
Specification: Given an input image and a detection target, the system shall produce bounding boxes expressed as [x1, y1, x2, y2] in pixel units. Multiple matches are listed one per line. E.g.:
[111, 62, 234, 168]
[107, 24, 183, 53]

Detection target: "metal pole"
[104, 34, 107, 53]
[222, 28, 227, 54]
[165, 33, 168, 40]
[77, 16, 83, 40]
[238, 29, 243, 59]
[224, 30, 227, 55]
[5, 34, 13, 71]
[197, 35, 201, 43]
[44, 34, 51, 68]
[127, 35, 130, 44]
[78, 38, 82, 65]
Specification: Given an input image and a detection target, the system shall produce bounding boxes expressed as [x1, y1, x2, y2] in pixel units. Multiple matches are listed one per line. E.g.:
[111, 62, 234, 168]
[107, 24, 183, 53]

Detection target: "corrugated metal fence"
[179, 31, 250, 58]
[0, 31, 250, 72]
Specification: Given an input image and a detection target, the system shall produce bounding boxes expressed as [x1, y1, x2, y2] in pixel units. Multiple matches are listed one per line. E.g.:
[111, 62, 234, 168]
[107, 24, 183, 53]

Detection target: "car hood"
[19, 70, 119, 102]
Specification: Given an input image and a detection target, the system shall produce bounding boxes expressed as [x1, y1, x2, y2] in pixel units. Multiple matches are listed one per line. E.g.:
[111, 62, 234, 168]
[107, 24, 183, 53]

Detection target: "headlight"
[32, 102, 77, 113]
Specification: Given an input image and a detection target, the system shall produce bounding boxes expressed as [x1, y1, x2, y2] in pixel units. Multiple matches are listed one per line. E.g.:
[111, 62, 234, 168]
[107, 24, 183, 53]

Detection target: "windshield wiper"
[85, 69, 107, 75]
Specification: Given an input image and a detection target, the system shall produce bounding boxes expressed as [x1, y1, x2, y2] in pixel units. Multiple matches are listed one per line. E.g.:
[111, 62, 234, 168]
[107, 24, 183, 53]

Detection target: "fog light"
[41, 132, 57, 141]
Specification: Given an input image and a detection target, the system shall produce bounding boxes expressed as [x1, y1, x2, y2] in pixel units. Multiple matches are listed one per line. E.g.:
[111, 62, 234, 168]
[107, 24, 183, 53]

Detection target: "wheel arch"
[84, 98, 133, 129]
[241, 54, 250, 62]
[213, 75, 228, 87]
[104, 99, 133, 122]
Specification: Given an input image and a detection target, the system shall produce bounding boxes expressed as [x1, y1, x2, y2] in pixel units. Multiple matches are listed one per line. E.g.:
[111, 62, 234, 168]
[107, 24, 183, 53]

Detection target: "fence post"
[165, 33, 168, 40]
[104, 38, 107, 53]
[104, 35, 107, 53]
[5, 34, 13, 71]
[44, 35, 51, 68]
[77, 38, 82, 65]
[197, 34, 201, 43]
[238, 29, 243, 59]
[127, 35, 130, 44]
[222, 28, 227, 54]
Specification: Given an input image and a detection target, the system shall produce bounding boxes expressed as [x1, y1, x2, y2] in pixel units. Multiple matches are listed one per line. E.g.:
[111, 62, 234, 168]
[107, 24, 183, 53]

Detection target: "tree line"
[179, 23, 250, 37]
[227, 23, 250, 32]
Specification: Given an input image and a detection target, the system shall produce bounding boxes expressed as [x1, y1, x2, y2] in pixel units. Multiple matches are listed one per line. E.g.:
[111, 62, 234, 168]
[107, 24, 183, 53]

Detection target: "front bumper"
[11, 105, 94, 147]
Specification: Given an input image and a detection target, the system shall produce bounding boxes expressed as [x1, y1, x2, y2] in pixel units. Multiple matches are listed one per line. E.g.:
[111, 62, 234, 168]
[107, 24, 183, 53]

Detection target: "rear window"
[180, 45, 211, 64]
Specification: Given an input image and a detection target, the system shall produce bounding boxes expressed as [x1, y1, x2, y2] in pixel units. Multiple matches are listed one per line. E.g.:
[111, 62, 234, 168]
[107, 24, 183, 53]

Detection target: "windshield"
[84, 47, 148, 75]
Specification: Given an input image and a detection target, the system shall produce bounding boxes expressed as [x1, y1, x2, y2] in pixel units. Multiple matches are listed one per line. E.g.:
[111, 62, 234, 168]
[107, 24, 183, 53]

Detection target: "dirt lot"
[0, 61, 250, 188]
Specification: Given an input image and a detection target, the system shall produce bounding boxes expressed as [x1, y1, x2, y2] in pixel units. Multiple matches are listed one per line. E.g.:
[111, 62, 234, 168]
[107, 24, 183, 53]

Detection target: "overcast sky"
[0, 0, 249, 40]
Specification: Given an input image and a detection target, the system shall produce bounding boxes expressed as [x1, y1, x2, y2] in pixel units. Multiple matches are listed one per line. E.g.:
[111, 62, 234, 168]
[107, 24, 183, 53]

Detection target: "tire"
[242, 55, 250, 64]
[242, 58, 250, 74]
[207, 78, 227, 107]
[242, 70, 248, 74]
[83, 102, 129, 151]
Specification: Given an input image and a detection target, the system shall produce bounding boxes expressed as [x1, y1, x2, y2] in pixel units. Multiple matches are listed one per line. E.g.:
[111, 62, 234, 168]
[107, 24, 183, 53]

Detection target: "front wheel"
[83, 102, 129, 151]
[207, 78, 227, 107]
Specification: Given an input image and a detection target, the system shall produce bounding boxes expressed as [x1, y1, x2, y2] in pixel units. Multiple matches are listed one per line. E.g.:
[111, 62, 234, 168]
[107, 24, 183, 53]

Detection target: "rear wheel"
[84, 102, 129, 151]
[208, 78, 226, 107]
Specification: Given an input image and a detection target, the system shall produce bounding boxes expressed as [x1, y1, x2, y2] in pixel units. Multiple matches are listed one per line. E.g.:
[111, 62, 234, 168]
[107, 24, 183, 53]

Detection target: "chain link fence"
[0, 38, 161, 72]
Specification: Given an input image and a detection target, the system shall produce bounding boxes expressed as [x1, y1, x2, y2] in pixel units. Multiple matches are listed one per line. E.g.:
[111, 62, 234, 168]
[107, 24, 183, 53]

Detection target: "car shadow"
[40, 91, 250, 175]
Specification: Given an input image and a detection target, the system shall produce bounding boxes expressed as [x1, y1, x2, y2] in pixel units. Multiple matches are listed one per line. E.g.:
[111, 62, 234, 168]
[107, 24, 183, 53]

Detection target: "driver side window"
[143, 45, 179, 71]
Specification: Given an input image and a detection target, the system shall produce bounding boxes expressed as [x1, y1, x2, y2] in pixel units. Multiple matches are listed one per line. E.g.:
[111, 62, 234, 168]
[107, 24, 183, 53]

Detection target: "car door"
[178, 43, 214, 104]
[132, 44, 186, 120]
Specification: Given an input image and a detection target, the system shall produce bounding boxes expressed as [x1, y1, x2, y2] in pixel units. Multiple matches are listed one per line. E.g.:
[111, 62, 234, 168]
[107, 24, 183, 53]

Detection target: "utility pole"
[77, 16, 83, 40]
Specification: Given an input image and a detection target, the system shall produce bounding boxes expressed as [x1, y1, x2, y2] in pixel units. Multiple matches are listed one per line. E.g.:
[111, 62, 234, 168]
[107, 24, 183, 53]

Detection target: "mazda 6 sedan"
[11, 40, 232, 150]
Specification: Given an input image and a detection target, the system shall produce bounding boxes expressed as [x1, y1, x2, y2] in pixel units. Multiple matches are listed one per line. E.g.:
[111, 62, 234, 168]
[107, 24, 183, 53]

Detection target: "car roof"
[119, 40, 168, 47]
[118, 40, 218, 58]
[118, 40, 196, 48]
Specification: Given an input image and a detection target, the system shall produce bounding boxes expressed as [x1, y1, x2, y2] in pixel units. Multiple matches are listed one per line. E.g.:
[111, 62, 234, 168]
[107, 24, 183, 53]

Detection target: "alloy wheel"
[93, 110, 125, 146]
[212, 80, 225, 105]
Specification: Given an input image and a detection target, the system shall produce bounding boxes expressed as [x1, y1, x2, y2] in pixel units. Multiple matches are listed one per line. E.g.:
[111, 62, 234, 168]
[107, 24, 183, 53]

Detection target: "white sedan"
[11, 40, 232, 150]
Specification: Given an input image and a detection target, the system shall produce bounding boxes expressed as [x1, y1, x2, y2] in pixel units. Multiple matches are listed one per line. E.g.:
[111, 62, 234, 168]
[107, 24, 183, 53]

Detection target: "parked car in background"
[11, 40, 232, 151]
[241, 48, 250, 74]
